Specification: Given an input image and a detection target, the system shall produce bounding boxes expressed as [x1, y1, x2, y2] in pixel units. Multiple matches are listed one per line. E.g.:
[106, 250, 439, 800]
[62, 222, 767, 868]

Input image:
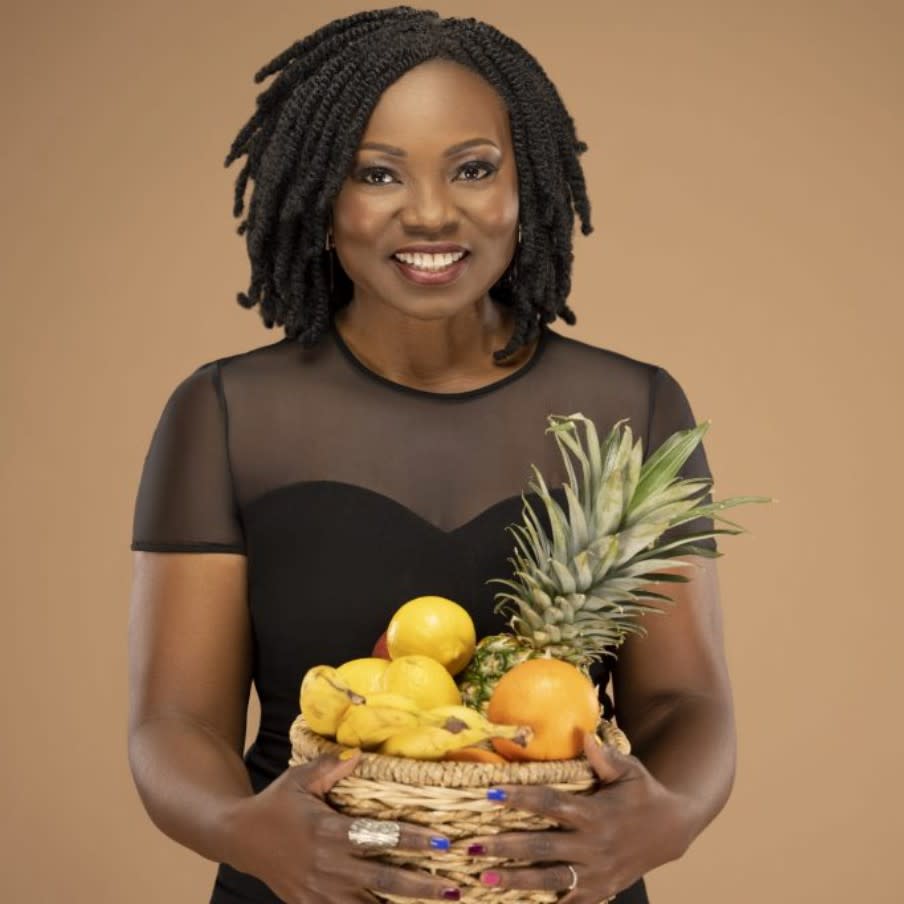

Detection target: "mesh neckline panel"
[131, 325, 717, 546]
[329, 320, 551, 400]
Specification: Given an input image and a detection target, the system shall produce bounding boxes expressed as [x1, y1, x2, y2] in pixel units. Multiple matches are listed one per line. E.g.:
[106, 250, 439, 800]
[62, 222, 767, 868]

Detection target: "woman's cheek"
[333, 194, 393, 243]
[470, 192, 519, 238]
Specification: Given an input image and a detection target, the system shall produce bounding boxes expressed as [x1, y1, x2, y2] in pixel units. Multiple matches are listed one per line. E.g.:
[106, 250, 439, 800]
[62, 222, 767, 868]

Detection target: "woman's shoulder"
[199, 334, 296, 374]
[544, 326, 661, 381]
[182, 332, 336, 390]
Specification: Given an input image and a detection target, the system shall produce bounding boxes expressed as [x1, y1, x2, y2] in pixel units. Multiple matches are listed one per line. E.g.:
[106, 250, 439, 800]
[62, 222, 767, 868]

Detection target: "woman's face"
[331, 58, 519, 320]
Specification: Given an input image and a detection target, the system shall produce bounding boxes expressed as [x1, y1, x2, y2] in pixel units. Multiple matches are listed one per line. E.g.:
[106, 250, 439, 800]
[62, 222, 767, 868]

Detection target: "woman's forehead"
[358, 59, 511, 154]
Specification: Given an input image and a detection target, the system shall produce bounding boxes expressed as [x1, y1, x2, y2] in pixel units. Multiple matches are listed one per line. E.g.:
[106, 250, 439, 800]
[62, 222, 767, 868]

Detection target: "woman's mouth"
[391, 250, 471, 286]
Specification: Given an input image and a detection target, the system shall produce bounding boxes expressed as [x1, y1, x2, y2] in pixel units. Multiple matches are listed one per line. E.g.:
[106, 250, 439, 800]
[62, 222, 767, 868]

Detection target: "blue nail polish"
[486, 787, 507, 801]
[430, 836, 450, 851]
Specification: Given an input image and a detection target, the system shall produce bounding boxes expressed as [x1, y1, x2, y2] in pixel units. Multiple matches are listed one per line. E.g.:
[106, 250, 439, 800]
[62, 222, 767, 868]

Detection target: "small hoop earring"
[517, 223, 522, 245]
[324, 228, 335, 293]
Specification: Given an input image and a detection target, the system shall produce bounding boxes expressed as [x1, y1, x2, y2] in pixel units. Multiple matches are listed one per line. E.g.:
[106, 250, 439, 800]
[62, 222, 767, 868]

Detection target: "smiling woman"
[128, 7, 734, 904]
[223, 6, 593, 373]
[329, 57, 535, 384]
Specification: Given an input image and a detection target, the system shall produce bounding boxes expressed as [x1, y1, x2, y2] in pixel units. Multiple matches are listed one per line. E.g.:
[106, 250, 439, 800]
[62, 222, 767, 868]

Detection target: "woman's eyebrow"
[357, 137, 500, 157]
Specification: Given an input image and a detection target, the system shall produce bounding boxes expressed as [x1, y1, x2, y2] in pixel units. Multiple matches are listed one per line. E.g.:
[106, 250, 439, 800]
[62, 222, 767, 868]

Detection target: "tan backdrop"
[3, 0, 901, 900]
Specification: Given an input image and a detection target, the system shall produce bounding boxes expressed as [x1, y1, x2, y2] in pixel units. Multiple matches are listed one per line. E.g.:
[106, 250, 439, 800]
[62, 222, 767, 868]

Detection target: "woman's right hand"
[219, 749, 461, 903]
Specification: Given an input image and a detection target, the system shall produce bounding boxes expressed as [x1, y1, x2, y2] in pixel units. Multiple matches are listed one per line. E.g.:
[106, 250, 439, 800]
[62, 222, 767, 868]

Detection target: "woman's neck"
[332, 298, 536, 392]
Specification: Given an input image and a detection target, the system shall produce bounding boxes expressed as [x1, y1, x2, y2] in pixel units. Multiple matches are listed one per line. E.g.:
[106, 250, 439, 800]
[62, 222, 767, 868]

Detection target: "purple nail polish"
[441, 888, 461, 901]
[486, 787, 507, 801]
[430, 836, 450, 851]
[481, 870, 502, 886]
[467, 843, 486, 855]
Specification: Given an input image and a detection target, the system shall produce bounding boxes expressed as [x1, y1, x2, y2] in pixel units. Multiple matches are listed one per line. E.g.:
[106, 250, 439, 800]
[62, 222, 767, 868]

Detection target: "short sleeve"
[644, 367, 718, 553]
[130, 361, 246, 554]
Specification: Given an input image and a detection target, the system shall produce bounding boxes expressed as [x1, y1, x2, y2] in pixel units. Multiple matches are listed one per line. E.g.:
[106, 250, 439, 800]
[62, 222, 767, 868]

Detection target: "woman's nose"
[399, 182, 455, 233]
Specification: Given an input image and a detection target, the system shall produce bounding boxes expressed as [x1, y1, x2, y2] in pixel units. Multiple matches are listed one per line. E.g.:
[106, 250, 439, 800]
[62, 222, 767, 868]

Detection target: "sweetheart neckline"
[243, 478, 568, 536]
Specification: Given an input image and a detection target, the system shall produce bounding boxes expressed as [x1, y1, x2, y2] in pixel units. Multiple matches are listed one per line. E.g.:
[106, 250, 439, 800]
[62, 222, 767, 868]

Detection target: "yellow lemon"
[335, 657, 391, 696]
[381, 655, 462, 710]
[386, 596, 477, 676]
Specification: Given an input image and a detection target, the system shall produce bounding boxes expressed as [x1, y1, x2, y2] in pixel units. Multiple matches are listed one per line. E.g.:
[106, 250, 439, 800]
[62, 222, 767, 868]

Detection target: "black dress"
[130, 321, 716, 904]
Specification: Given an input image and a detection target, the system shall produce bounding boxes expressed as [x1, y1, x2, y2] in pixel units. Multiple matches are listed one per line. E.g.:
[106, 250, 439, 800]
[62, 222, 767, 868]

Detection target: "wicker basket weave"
[289, 714, 622, 903]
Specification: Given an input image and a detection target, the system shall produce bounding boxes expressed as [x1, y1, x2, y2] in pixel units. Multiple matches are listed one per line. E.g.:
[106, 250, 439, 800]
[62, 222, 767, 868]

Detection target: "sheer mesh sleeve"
[130, 361, 246, 554]
[645, 367, 718, 553]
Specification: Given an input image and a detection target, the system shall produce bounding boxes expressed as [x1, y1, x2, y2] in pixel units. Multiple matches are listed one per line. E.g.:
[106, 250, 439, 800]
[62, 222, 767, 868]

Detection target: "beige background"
[2, 0, 901, 900]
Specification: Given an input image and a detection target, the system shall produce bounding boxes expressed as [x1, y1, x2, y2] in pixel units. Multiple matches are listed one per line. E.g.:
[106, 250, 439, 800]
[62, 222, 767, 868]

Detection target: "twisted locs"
[224, 6, 593, 361]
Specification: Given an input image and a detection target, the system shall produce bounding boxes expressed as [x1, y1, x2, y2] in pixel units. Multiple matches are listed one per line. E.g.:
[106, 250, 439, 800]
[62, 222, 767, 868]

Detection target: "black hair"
[224, 6, 593, 362]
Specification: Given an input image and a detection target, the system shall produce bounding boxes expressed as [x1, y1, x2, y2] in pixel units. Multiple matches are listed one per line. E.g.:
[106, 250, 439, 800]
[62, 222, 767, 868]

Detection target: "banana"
[378, 719, 534, 760]
[335, 701, 422, 749]
[300, 675, 536, 754]
[422, 704, 534, 747]
[299, 665, 365, 737]
[360, 692, 423, 715]
[377, 725, 496, 760]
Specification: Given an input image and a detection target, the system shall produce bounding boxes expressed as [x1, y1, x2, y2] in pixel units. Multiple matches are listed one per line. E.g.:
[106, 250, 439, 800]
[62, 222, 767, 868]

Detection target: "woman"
[128, 7, 735, 903]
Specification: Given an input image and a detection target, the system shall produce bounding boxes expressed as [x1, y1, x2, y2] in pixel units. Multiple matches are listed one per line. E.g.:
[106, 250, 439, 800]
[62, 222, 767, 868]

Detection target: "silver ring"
[566, 864, 578, 891]
[347, 817, 401, 850]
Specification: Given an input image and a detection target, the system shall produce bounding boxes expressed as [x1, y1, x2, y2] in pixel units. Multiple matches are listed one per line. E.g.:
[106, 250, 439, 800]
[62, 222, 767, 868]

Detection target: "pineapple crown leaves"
[487, 412, 774, 657]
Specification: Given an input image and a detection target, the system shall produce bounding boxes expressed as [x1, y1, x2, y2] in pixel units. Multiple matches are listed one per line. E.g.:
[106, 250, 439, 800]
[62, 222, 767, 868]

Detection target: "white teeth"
[394, 250, 466, 271]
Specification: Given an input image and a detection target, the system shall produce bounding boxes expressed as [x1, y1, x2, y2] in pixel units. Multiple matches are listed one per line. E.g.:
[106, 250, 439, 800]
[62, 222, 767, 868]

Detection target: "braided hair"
[224, 6, 593, 362]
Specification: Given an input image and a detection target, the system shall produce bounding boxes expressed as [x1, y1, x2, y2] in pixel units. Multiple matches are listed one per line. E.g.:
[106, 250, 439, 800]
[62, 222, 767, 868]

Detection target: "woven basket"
[289, 714, 624, 903]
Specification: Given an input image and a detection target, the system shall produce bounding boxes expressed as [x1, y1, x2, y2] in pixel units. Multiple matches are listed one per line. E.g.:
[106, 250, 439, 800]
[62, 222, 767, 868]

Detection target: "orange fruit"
[442, 746, 508, 764]
[487, 658, 601, 761]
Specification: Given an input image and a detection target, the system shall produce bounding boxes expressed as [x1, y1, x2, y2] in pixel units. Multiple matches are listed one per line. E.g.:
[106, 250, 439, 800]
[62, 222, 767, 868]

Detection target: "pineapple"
[458, 413, 769, 713]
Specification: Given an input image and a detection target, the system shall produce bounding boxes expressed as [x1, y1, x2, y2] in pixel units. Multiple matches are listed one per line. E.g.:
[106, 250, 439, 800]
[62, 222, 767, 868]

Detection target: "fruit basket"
[288, 414, 770, 904]
[289, 713, 610, 904]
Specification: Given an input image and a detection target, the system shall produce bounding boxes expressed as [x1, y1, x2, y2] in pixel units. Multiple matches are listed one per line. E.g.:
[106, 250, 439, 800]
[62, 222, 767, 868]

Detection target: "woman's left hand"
[450, 732, 693, 902]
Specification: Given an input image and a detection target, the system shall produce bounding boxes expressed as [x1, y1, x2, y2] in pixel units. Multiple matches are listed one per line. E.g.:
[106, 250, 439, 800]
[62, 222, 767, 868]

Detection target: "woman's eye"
[355, 160, 496, 185]
[457, 160, 496, 181]
[357, 167, 395, 185]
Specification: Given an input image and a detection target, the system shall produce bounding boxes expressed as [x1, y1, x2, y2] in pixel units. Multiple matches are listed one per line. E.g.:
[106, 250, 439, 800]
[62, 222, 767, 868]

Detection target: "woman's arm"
[611, 555, 736, 849]
[127, 551, 254, 864]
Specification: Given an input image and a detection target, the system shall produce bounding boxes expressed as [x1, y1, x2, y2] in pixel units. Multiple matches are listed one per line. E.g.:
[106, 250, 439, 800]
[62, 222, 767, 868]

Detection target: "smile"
[392, 250, 467, 271]
[391, 251, 471, 286]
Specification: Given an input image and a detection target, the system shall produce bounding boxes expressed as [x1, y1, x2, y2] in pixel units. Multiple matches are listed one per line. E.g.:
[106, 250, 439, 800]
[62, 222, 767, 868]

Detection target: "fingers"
[292, 749, 363, 798]
[476, 863, 577, 893]
[582, 731, 635, 783]
[312, 813, 460, 900]
[451, 829, 575, 863]
[391, 819, 453, 855]
[316, 812, 453, 857]
[483, 783, 587, 828]
[359, 859, 461, 901]
[309, 812, 459, 901]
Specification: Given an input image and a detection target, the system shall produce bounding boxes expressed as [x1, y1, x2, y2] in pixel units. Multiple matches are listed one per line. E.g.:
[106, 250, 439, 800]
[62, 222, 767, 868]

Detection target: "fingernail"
[430, 836, 450, 851]
[481, 870, 502, 886]
[467, 843, 486, 855]
[338, 748, 360, 761]
[441, 888, 461, 900]
[486, 787, 507, 801]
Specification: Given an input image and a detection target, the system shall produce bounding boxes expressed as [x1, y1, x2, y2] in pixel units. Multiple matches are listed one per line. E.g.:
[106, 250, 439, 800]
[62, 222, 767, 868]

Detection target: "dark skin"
[331, 58, 538, 393]
[328, 58, 736, 899]
[447, 557, 736, 900]
[128, 59, 733, 904]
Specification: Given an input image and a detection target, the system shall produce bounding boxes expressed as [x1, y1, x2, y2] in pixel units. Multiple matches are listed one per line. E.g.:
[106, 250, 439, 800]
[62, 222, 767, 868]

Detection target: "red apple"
[371, 630, 391, 660]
